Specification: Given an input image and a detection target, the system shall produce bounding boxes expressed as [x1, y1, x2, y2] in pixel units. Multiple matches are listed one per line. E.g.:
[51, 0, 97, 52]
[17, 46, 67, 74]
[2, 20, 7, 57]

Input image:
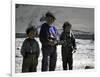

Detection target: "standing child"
[39, 12, 58, 71]
[60, 21, 77, 70]
[21, 26, 40, 72]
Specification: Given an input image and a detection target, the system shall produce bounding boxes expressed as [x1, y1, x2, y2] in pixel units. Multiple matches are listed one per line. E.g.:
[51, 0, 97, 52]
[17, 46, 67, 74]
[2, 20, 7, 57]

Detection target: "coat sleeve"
[71, 33, 77, 49]
[36, 42, 40, 58]
[59, 32, 66, 45]
[60, 32, 64, 41]
[20, 40, 27, 57]
[39, 24, 48, 44]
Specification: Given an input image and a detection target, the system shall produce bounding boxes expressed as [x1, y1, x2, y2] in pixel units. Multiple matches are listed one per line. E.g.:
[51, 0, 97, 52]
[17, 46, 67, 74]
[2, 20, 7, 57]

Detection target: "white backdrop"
[0, 0, 100, 77]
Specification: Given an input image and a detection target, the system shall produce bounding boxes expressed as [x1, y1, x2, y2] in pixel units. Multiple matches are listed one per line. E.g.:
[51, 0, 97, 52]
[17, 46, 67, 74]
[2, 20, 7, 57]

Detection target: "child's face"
[65, 26, 71, 32]
[28, 31, 36, 39]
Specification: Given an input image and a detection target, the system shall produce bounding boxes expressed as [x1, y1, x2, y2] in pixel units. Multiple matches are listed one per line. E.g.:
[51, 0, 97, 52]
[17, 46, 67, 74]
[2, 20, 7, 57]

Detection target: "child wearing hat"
[39, 12, 58, 71]
[21, 26, 40, 72]
[60, 21, 77, 70]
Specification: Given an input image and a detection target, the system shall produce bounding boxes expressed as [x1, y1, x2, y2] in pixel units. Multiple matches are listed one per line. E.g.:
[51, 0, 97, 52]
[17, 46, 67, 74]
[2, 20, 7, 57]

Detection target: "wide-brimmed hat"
[45, 12, 56, 20]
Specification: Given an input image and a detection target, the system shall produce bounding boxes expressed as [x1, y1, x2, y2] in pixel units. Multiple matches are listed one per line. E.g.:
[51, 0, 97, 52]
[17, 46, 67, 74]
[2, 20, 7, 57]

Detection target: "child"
[60, 21, 77, 70]
[21, 26, 40, 72]
[39, 12, 57, 71]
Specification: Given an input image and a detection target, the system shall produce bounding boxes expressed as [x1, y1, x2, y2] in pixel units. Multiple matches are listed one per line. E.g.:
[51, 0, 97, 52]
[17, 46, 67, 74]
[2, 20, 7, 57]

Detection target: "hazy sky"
[16, 4, 94, 33]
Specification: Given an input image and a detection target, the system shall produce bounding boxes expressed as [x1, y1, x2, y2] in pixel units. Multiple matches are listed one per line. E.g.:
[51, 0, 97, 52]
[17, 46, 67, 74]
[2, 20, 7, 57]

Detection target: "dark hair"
[45, 12, 56, 20]
[63, 21, 72, 29]
[26, 26, 36, 35]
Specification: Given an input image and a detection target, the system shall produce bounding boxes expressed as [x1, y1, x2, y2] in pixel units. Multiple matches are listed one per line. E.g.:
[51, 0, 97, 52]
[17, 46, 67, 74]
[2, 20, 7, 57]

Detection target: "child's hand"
[72, 48, 77, 53]
[72, 50, 76, 53]
[48, 39, 57, 46]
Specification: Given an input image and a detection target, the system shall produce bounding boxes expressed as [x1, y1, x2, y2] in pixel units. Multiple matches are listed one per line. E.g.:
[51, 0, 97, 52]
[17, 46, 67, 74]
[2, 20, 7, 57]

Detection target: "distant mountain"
[72, 30, 94, 40]
[16, 33, 27, 38]
[58, 29, 94, 40]
[16, 29, 94, 40]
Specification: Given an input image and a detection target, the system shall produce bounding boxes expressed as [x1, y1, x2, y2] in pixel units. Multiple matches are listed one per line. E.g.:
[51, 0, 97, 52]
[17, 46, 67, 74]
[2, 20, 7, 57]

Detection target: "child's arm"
[71, 34, 77, 53]
[36, 43, 40, 58]
[21, 40, 26, 57]
[39, 25, 48, 45]
[60, 32, 64, 41]
[59, 32, 66, 45]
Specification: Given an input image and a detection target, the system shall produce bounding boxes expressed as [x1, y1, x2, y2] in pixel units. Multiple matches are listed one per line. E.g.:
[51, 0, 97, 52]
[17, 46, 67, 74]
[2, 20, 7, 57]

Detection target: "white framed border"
[11, 0, 96, 77]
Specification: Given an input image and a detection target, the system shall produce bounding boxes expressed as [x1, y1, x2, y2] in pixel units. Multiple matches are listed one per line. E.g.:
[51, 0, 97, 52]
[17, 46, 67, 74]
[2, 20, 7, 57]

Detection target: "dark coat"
[21, 38, 40, 58]
[60, 31, 76, 51]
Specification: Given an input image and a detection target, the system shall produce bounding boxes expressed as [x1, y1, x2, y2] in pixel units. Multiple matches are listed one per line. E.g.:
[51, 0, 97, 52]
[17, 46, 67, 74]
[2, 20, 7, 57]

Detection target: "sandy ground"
[15, 38, 94, 73]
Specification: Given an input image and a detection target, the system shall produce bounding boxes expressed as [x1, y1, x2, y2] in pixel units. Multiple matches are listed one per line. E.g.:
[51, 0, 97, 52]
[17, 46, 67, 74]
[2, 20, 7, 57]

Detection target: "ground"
[15, 38, 94, 73]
